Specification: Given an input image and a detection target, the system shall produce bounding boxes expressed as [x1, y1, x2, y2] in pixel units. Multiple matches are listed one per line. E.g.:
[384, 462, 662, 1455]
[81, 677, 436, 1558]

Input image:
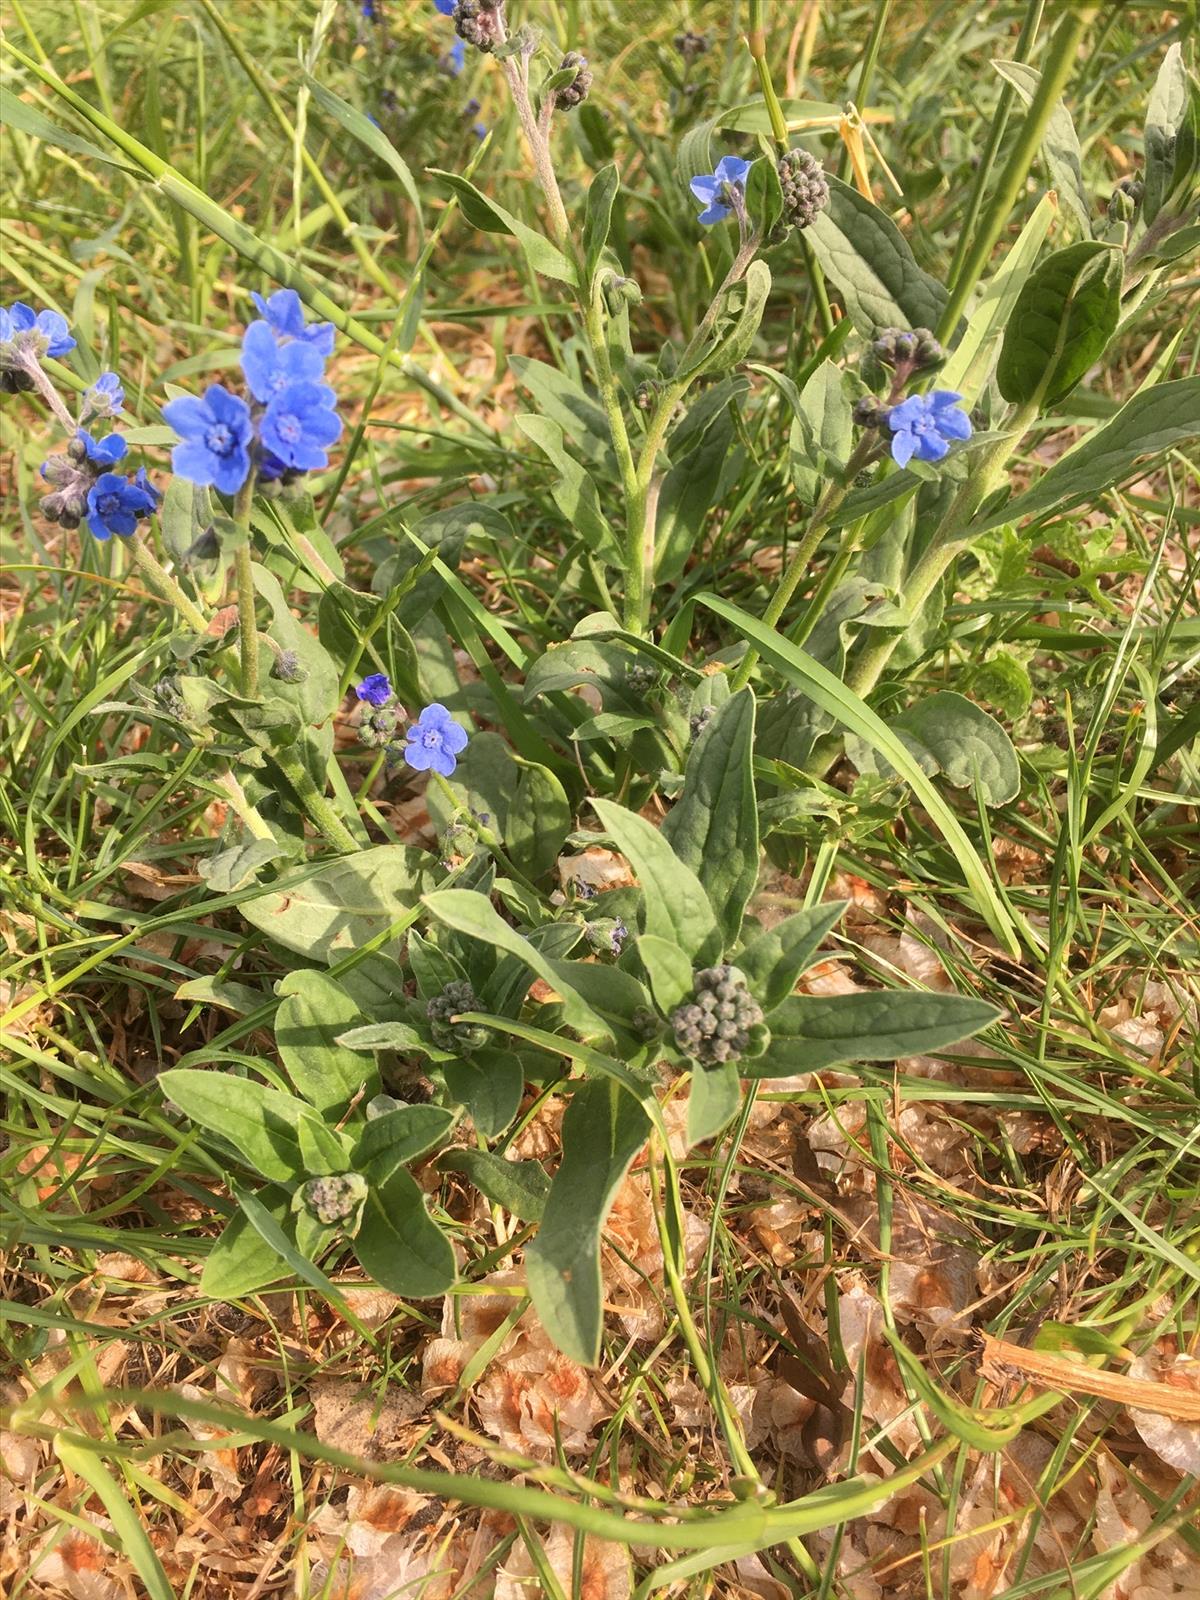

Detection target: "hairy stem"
[128, 533, 209, 635]
[273, 747, 359, 853]
[212, 767, 275, 841]
[231, 474, 259, 699]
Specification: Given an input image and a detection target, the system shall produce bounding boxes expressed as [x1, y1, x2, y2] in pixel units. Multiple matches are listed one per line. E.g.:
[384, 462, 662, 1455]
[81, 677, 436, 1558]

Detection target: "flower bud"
[272, 648, 308, 683]
[852, 395, 890, 430]
[297, 1173, 369, 1228]
[1108, 176, 1144, 222]
[453, 0, 505, 53]
[427, 980, 491, 1053]
[674, 30, 709, 64]
[554, 51, 592, 109]
[777, 148, 829, 230]
[601, 272, 643, 314]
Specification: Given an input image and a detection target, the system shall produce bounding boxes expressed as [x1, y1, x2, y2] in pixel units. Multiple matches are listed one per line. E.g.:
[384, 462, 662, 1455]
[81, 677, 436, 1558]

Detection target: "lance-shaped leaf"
[992, 60, 1091, 237]
[744, 990, 1000, 1078]
[686, 1061, 741, 1146]
[997, 240, 1123, 408]
[275, 970, 375, 1115]
[438, 1149, 551, 1222]
[592, 798, 722, 966]
[737, 901, 846, 1016]
[661, 688, 759, 946]
[525, 1079, 650, 1363]
[807, 174, 947, 335]
[429, 169, 575, 285]
[353, 1165, 456, 1300]
[159, 1069, 305, 1183]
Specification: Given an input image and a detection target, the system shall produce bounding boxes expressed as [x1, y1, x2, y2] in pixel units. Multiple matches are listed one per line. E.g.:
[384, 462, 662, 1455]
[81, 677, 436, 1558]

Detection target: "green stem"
[273, 748, 359, 853]
[939, 3, 1098, 338]
[729, 434, 880, 692]
[231, 475, 259, 699]
[746, 0, 790, 151]
[836, 0, 893, 183]
[128, 534, 209, 635]
[944, 0, 1046, 297]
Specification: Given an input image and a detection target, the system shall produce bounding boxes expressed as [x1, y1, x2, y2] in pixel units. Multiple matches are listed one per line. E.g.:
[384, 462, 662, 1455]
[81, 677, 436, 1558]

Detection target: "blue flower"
[259, 382, 342, 472]
[442, 37, 466, 74]
[78, 430, 128, 466]
[403, 703, 468, 776]
[356, 673, 393, 707]
[433, 0, 456, 12]
[0, 301, 76, 360]
[240, 321, 328, 404]
[886, 390, 972, 467]
[689, 156, 754, 225]
[82, 371, 124, 420]
[163, 384, 254, 495]
[85, 471, 159, 540]
[249, 289, 335, 358]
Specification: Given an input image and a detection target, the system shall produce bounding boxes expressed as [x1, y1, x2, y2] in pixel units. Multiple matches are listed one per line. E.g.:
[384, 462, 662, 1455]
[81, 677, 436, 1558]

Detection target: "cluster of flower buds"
[777, 148, 830, 230]
[670, 965, 766, 1067]
[40, 430, 160, 540]
[868, 326, 945, 385]
[1108, 175, 1145, 222]
[582, 916, 628, 957]
[427, 979, 491, 1052]
[453, 0, 505, 53]
[554, 51, 592, 109]
[601, 272, 643, 314]
[674, 31, 709, 64]
[296, 1173, 368, 1228]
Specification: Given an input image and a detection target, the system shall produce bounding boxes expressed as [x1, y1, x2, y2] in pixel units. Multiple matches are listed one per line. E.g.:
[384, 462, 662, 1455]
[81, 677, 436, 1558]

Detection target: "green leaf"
[746, 990, 999, 1078]
[198, 839, 290, 893]
[159, 1069, 303, 1183]
[0, 83, 136, 170]
[336, 1020, 430, 1054]
[234, 1183, 359, 1311]
[304, 73, 423, 246]
[429, 169, 575, 285]
[638, 933, 694, 1016]
[992, 61, 1091, 237]
[684, 260, 772, 380]
[591, 798, 722, 966]
[422, 890, 613, 1039]
[938, 193, 1057, 407]
[737, 902, 846, 1016]
[695, 594, 1022, 958]
[515, 414, 620, 563]
[276, 970, 376, 1115]
[53, 1438, 175, 1600]
[686, 1062, 741, 1146]
[525, 1079, 650, 1364]
[583, 162, 619, 284]
[240, 846, 439, 962]
[251, 564, 341, 728]
[661, 688, 758, 946]
[850, 691, 1021, 807]
[807, 174, 947, 335]
[199, 1190, 293, 1299]
[353, 1165, 456, 1300]
[295, 1112, 351, 1176]
[437, 1149, 550, 1222]
[1143, 43, 1190, 222]
[353, 1105, 456, 1176]
[442, 1048, 524, 1139]
[655, 382, 740, 582]
[996, 240, 1123, 407]
[975, 376, 1200, 532]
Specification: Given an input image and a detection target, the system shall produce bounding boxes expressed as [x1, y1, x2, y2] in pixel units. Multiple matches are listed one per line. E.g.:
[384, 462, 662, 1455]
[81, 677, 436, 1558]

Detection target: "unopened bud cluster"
[298, 1173, 368, 1227]
[427, 980, 491, 1052]
[871, 326, 943, 374]
[1108, 176, 1145, 222]
[453, 0, 504, 53]
[670, 965, 765, 1067]
[674, 31, 709, 64]
[360, 704, 402, 748]
[555, 52, 592, 109]
[778, 148, 830, 230]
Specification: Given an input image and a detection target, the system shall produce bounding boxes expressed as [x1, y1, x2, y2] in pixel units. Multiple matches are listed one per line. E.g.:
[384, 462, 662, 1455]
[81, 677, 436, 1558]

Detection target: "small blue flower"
[886, 390, 972, 468]
[162, 384, 254, 495]
[241, 321, 328, 404]
[403, 703, 469, 777]
[78, 430, 128, 466]
[356, 673, 393, 707]
[249, 289, 335, 358]
[259, 382, 342, 472]
[82, 371, 124, 420]
[0, 300, 76, 360]
[432, 0, 456, 13]
[472, 120, 487, 140]
[0, 301, 76, 360]
[85, 471, 159, 540]
[442, 37, 466, 74]
[689, 156, 754, 225]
